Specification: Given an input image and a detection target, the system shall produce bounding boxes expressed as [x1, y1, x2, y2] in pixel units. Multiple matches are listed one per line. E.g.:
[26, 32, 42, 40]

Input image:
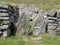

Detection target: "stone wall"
[16, 4, 60, 36]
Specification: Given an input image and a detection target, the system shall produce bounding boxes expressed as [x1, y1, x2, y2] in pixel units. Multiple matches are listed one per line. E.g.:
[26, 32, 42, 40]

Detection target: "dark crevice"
[9, 22, 17, 36]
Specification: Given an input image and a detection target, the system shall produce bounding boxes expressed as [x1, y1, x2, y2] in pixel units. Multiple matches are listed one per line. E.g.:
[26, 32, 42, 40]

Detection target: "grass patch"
[0, 36, 32, 45]
[0, 35, 60, 45]
[0, 0, 60, 9]
[42, 34, 60, 45]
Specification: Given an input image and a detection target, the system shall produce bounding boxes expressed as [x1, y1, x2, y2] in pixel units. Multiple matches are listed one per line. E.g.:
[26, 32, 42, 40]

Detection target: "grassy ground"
[0, 0, 60, 9]
[0, 35, 60, 45]
[27, 34, 60, 45]
[0, 36, 33, 45]
[42, 34, 60, 45]
[0, 0, 60, 4]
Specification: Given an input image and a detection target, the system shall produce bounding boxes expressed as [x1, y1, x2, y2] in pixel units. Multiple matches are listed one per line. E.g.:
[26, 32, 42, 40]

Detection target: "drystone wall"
[0, 4, 60, 37]
[0, 4, 19, 37]
[16, 4, 60, 36]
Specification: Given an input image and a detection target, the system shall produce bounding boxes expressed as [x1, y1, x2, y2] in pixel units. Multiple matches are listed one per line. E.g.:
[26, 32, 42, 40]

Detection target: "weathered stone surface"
[0, 31, 2, 34]
[47, 20, 55, 23]
[57, 10, 60, 18]
[0, 4, 18, 37]
[0, 25, 9, 29]
[0, 4, 9, 9]
[47, 25, 57, 30]
[16, 12, 30, 36]
[2, 29, 11, 37]
[47, 17, 57, 20]
[16, 4, 60, 36]
[0, 13, 9, 17]
[33, 13, 47, 36]
[48, 29, 57, 35]
[47, 9, 57, 17]
[31, 37, 42, 41]
[2, 21, 10, 24]
[47, 23, 58, 26]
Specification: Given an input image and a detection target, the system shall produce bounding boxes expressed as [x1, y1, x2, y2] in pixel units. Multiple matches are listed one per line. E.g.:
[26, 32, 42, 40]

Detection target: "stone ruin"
[0, 4, 60, 37]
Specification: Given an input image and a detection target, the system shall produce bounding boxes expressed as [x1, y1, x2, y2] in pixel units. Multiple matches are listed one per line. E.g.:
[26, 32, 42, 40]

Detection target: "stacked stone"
[56, 10, 60, 35]
[17, 4, 60, 36]
[17, 4, 41, 36]
[47, 9, 58, 35]
[0, 4, 18, 37]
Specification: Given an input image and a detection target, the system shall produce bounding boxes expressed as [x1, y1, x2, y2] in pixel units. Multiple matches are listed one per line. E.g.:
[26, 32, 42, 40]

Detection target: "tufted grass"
[0, 0, 60, 9]
[41, 34, 60, 45]
[0, 0, 60, 4]
[0, 36, 33, 45]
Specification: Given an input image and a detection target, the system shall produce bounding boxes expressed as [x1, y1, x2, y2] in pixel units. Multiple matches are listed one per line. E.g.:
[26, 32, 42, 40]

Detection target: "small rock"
[31, 37, 42, 41]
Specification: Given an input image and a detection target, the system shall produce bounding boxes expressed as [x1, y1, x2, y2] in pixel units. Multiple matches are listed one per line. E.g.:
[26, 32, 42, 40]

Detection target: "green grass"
[41, 34, 60, 45]
[0, 0, 60, 9]
[0, 0, 60, 4]
[0, 35, 60, 45]
[0, 36, 32, 45]
[24, 34, 60, 45]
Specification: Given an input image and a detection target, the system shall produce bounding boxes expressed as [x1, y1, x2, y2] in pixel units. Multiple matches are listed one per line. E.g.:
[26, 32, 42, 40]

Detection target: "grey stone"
[16, 12, 30, 36]
[2, 21, 10, 24]
[0, 9, 7, 12]
[17, 4, 60, 36]
[57, 10, 60, 18]
[47, 9, 57, 17]
[0, 31, 2, 34]
[0, 17, 9, 20]
[47, 20, 55, 23]
[47, 23, 58, 26]
[33, 13, 47, 36]
[47, 25, 57, 30]
[57, 31, 60, 35]
[56, 27, 60, 31]
[48, 29, 57, 35]
[2, 29, 11, 37]
[47, 23, 58, 30]
[47, 17, 57, 20]
[0, 4, 9, 9]
[0, 13, 9, 16]
[0, 25, 9, 30]
[31, 37, 42, 41]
